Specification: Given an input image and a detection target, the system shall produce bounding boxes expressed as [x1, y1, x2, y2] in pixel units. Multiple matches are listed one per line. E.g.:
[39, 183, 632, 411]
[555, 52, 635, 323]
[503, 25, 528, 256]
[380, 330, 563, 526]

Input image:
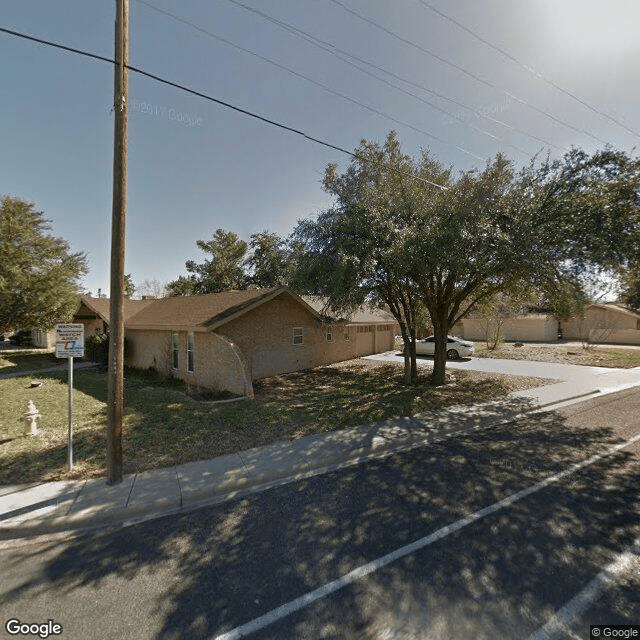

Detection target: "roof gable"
[589, 303, 640, 319]
[125, 287, 320, 330]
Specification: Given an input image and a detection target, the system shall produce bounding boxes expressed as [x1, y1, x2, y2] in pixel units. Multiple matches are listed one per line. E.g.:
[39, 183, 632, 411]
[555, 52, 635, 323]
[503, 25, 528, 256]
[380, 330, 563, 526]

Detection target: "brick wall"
[125, 329, 252, 396]
[124, 293, 396, 391]
[218, 293, 361, 378]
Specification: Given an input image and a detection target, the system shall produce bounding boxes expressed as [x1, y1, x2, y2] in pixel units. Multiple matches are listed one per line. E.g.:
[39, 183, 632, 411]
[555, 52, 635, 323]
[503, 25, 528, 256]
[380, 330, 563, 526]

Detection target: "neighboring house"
[73, 296, 156, 336]
[31, 329, 56, 349]
[454, 303, 640, 345]
[27, 297, 154, 349]
[560, 303, 640, 345]
[454, 314, 557, 343]
[77, 287, 396, 396]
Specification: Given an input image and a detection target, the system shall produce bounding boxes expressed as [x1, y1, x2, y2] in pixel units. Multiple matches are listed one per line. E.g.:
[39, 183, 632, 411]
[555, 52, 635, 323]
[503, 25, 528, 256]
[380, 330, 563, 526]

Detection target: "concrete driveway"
[366, 351, 613, 379]
[365, 351, 640, 407]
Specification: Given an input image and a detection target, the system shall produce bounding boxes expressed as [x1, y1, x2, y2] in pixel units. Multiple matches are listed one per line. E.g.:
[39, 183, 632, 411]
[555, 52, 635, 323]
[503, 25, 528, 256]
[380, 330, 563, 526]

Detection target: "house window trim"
[325, 325, 333, 342]
[187, 332, 195, 374]
[292, 327, 304, 345]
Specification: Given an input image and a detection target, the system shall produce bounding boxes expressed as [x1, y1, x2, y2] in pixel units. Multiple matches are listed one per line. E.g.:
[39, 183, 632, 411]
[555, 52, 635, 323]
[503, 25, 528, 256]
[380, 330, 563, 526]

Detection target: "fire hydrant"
[24, 399, 41, 436]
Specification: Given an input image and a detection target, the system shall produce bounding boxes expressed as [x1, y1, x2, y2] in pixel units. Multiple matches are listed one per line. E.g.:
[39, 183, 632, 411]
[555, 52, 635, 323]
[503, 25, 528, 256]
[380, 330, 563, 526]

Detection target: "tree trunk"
[399, 331, 412, 385]
[431, 314, 448, 386]
[409, 334, 418, 384]
[403, 338, 412, 384]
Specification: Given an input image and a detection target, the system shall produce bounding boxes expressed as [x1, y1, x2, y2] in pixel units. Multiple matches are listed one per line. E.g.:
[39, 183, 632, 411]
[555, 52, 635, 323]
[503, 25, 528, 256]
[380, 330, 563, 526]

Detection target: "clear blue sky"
[2, 0, 639, 296]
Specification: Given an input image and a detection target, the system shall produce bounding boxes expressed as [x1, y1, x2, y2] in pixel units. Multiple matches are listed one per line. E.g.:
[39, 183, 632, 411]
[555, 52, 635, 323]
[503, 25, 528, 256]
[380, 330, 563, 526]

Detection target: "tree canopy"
[168, 228, 294, 295]
[292, 132, 640, 385]
[0, 196, 87, 333]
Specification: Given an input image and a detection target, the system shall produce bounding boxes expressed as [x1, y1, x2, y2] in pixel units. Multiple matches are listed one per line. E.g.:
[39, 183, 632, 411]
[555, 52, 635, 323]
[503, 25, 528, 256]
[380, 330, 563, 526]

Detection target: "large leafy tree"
[292, 133, 450, 383]
[246, 231, 292, 288]
[405, 153, 549, 384]
[0, 196, 87, 333]
[124, 273, 135, 298]
[529, 148, 640, 275]
[168, 229, 249, 295]
[619, 262, 640, 309]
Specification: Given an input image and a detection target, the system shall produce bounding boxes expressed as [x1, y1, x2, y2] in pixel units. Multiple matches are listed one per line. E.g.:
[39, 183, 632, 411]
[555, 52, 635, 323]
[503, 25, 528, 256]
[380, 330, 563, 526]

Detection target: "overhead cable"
[0, 25, 450, 190]
[416, 0, 640, 140]
[327, 0, 611, 146]
[218, 0, 537, 157]
[134, 0, 483, 161]
[221, 0, 563, 151]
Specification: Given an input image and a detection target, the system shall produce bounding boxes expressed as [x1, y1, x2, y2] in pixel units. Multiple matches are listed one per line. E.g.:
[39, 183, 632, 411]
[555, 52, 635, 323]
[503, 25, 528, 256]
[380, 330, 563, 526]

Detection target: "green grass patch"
[0, 362, 516, 485]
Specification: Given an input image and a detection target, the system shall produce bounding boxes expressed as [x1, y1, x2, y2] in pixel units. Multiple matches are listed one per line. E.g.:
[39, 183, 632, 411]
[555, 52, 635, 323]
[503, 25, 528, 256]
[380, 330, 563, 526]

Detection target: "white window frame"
[325, 325, 333, 342]
[343, 326, 350, 341]
[292, 327, 303, 345]
[187, 332, 195, 373]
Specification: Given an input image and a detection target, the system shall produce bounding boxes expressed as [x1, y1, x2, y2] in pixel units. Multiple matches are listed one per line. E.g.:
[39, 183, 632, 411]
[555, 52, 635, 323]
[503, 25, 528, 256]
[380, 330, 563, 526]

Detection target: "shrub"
[86, 332, 109, 363]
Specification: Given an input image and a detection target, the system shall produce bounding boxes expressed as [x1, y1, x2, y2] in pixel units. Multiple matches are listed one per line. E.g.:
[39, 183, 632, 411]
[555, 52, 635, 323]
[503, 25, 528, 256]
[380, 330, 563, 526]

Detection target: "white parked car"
[415, 335, 475, 359]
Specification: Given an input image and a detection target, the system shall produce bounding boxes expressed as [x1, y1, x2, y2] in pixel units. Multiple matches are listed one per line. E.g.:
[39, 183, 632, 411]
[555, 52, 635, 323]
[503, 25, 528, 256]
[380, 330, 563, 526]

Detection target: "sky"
[1, 0, 639, 296]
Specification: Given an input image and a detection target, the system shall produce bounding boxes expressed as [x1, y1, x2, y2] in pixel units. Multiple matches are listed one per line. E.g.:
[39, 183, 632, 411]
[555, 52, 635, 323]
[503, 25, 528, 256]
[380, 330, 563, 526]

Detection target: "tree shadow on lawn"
[1, 364, 520, 484]
[0, 350, 58, 374]
[2, 407, 640, 639]
[247, 364, 510, 435]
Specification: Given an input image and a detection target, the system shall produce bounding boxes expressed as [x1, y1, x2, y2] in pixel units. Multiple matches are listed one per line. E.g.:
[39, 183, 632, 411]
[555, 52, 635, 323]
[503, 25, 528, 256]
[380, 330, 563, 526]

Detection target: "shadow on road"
[2, 405, 640, 639]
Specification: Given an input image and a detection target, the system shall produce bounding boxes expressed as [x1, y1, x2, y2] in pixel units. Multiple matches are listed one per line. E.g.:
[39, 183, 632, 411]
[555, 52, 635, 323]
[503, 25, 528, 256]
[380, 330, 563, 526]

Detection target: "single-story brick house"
[75, 287, 397, 396]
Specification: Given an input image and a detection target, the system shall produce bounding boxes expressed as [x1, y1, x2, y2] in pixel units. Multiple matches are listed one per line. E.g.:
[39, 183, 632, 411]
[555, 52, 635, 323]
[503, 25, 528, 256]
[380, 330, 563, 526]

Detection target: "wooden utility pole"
[107, 0, 129, 484]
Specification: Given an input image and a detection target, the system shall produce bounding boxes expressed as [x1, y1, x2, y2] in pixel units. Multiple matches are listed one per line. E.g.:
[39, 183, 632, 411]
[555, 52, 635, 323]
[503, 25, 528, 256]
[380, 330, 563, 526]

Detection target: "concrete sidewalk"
[0, 396, 538, 540]
[2, 364, 640, 542]
[0, 360, 99, 379]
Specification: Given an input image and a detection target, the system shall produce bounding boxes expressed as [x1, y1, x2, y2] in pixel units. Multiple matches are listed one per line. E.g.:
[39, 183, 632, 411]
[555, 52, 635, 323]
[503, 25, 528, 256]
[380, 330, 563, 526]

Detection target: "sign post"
[55, 324, 85, 470]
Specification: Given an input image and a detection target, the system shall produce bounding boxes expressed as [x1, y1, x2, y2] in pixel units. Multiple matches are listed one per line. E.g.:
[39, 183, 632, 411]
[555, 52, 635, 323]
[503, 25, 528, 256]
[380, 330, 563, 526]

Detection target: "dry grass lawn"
[0, 356, 551, 485]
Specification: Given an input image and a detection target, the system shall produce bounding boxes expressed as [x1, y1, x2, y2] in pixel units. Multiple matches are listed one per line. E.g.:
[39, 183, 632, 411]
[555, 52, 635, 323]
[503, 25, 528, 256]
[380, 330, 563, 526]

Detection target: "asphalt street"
[1, 388, 639, 640]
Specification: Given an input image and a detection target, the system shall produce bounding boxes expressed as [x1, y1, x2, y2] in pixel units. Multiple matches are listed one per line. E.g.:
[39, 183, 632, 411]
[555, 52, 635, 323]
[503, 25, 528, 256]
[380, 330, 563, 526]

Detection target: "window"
[357, 325, 374, 333]
[293, 327, 303, 345]
[343, 327, 350, 341]
[171, 332, 179, 370]
[325, 325, 333, 342]
[187, 332, 195, 373]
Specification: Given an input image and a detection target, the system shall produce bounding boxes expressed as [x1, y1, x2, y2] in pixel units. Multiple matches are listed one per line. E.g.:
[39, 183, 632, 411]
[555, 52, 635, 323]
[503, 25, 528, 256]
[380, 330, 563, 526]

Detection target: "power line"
[218, 0, 538, 157]
[416, 0, 640, 140]
[326, 0, 612, 146]
[0, 25, 450, 190]
[133, 0, 484, 161]
[221, 0, 564, 152]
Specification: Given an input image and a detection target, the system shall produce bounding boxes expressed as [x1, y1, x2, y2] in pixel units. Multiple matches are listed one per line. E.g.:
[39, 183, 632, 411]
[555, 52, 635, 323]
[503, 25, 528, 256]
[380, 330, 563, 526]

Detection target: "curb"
[536, 389, 601, 409]
[0, 400, 534, 541]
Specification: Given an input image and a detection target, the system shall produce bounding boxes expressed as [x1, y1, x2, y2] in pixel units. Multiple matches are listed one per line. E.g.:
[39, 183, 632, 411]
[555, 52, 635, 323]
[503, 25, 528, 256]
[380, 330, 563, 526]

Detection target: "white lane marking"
[214, 432, 640, 640]
[526, 537, 640, 640]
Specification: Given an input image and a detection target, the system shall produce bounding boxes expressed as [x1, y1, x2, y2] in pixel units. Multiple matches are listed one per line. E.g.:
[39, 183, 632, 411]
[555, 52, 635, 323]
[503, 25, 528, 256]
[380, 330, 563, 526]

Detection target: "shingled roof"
[77, 296, 156, 324]
[301, 296, 396, 324]
[124, 287, 321, 330]
[79, 288, 396, 332]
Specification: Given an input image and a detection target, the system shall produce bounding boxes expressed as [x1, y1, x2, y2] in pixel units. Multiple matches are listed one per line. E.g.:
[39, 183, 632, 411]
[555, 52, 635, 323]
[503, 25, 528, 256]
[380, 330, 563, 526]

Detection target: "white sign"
[55, 323, 85, 358]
